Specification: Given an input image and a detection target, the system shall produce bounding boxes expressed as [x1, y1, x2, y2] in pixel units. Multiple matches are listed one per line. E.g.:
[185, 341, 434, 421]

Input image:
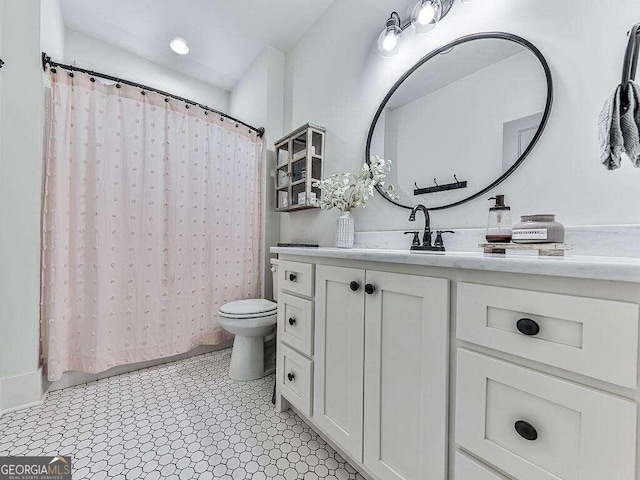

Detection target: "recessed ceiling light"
[170, 37, 190, 55]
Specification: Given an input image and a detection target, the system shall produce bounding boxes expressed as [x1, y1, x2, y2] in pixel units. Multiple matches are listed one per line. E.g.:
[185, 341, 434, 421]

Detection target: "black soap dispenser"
[486, 195, 512, 243]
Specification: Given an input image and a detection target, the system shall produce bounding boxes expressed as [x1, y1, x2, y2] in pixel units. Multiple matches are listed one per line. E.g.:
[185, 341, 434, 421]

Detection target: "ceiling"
[60, 0, 336, 92]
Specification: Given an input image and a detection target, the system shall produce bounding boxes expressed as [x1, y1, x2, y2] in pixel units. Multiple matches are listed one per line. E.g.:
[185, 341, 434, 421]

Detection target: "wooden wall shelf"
[274, 123, 325, 212]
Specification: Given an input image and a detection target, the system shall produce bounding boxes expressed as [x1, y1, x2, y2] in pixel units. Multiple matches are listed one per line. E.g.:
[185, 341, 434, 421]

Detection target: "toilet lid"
[219, 299, 277, 317]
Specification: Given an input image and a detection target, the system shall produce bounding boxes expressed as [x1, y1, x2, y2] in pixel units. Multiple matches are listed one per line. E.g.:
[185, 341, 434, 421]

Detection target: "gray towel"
[599, 81, 640, 169]
[628, 82, 640, 166]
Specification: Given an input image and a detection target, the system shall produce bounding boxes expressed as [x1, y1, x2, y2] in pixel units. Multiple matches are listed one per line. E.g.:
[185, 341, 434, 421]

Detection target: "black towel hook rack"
[414, 175, 467, 196]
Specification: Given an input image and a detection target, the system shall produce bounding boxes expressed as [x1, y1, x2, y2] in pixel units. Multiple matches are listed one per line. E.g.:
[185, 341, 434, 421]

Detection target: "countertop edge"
[270, 247, 640, 283]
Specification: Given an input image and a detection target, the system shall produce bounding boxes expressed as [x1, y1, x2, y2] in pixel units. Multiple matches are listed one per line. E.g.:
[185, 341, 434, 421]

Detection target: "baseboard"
[1, 343, 234, 416]
[0, 367, 45, 417]
[47, 342, 233, 392]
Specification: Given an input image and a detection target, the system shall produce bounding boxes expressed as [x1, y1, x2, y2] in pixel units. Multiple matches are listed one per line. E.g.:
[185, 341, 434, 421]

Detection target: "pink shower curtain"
[41, 69, 263, 381]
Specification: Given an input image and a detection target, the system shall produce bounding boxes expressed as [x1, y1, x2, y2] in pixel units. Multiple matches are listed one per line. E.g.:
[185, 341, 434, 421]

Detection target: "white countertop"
[271, 247, 640, 283]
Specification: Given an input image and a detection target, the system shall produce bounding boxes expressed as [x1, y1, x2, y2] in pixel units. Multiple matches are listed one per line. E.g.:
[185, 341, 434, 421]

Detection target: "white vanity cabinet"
[276, 260, 450, 480]
[273, 247, 640, 480]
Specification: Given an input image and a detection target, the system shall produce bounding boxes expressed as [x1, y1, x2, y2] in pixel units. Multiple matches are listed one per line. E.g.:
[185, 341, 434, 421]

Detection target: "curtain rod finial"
[257, 127, 265, 138]
[42, 52, 51, 72]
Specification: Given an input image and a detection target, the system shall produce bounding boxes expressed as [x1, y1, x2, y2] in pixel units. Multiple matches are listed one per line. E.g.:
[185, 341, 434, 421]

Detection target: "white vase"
[336, 211, 355, 248]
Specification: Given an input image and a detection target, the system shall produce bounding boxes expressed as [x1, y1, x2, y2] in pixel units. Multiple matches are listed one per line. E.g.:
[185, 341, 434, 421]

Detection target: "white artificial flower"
[312, 155, 400, 213]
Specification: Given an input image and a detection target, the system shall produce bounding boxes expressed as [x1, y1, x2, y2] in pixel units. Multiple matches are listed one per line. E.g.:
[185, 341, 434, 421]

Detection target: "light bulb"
[417, 3, 436, 25]
[411, 0, 442, 34]
[170, 37, 190, 55]
[377, 13, 402, 57]
[382, 32, 398, 51]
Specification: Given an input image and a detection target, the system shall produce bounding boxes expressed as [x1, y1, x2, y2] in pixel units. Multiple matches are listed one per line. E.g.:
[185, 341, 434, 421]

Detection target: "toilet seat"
[219, 299, 277, 319]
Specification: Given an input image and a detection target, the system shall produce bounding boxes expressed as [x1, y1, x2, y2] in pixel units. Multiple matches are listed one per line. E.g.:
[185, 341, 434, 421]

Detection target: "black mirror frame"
[365, 32, 553, 211]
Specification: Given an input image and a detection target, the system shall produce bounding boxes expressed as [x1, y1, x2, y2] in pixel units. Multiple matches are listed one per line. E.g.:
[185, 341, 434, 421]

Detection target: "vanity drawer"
[455, 349, 637, 480]
[277, 343, 313, 416]
[278, 293, 314, 356]
[456, 282, 639, 388]
[279, 260, 315, 297]
[455, 452, 508, 480]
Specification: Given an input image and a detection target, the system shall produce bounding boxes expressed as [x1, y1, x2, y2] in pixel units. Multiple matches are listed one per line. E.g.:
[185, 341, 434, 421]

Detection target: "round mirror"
[366, 33, 553, 210]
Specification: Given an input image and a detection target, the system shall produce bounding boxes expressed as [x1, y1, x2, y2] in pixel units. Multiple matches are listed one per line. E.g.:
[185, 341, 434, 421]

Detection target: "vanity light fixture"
[170, 37, 190, 55]
[378, 12, 403, 57]
[378, 0, 456, 57]
[411, 0, 442, 34]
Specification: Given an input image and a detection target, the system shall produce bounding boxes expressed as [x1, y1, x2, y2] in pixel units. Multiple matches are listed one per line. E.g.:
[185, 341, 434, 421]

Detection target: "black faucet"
[408, 205, 455, 252]
[408, 204, 433, 249]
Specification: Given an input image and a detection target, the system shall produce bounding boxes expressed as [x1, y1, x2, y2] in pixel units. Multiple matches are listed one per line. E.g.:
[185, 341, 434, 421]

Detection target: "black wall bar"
[42, 52, 265, 138]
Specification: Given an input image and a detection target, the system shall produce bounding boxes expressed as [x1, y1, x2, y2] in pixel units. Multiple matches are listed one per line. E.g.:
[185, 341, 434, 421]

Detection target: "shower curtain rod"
[41, 52, 265, 138]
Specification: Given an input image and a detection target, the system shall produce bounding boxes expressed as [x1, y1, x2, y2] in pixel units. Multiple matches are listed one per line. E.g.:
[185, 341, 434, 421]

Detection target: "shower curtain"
[41, 69, 263, 381]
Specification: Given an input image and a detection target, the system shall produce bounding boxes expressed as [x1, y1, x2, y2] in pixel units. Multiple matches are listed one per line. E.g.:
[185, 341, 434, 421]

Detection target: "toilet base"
[229, 335, 269, 380]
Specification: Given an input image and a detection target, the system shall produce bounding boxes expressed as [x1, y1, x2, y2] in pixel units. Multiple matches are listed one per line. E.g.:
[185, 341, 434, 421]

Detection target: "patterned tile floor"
[0, 348, 363, 480]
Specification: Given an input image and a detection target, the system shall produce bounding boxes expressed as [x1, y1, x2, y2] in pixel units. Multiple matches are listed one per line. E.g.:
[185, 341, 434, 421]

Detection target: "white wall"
[65, 29, 230, 112]
[0, 0, 46, 413]
[281, 0, 640, 245]
[40, 0, 65, 60]
[230, 46, 285, 300]
[231, 53, 268, 130]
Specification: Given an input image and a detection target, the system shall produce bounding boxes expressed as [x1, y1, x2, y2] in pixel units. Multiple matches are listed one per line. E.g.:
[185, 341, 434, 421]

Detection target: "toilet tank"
[270, 258, 279, 302]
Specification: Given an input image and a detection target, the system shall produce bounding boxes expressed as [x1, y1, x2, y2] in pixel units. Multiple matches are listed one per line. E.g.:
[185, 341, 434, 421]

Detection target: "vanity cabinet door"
[363, 271, 450, 480]
[314, 265, 366, 462]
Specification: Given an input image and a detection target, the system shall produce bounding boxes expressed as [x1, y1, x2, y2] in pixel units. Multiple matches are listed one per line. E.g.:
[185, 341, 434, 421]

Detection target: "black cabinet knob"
[288, 317, 296, 326]
[364, 284, 376, 295]
[514, 420, 538, 441]
[517, 318, 540, 336]
[287, 373, 295, 382]
[350, 281, 360, 291]
[288, 273, 297, 282]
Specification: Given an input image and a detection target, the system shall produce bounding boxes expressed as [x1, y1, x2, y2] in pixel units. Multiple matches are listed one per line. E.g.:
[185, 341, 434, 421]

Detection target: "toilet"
[218, 259, 279, 380]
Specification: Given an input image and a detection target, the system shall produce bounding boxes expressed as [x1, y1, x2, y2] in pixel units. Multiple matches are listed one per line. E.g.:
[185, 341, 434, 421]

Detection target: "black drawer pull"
[517, 318, 540, 336]
[288, 273, 297, 282]
[515, 420, 538, 441]
[350, 281, 360, 291]
[288, 317, 296, 326]
[364, 284, 376, 295]
[287, 373, 295, 382]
